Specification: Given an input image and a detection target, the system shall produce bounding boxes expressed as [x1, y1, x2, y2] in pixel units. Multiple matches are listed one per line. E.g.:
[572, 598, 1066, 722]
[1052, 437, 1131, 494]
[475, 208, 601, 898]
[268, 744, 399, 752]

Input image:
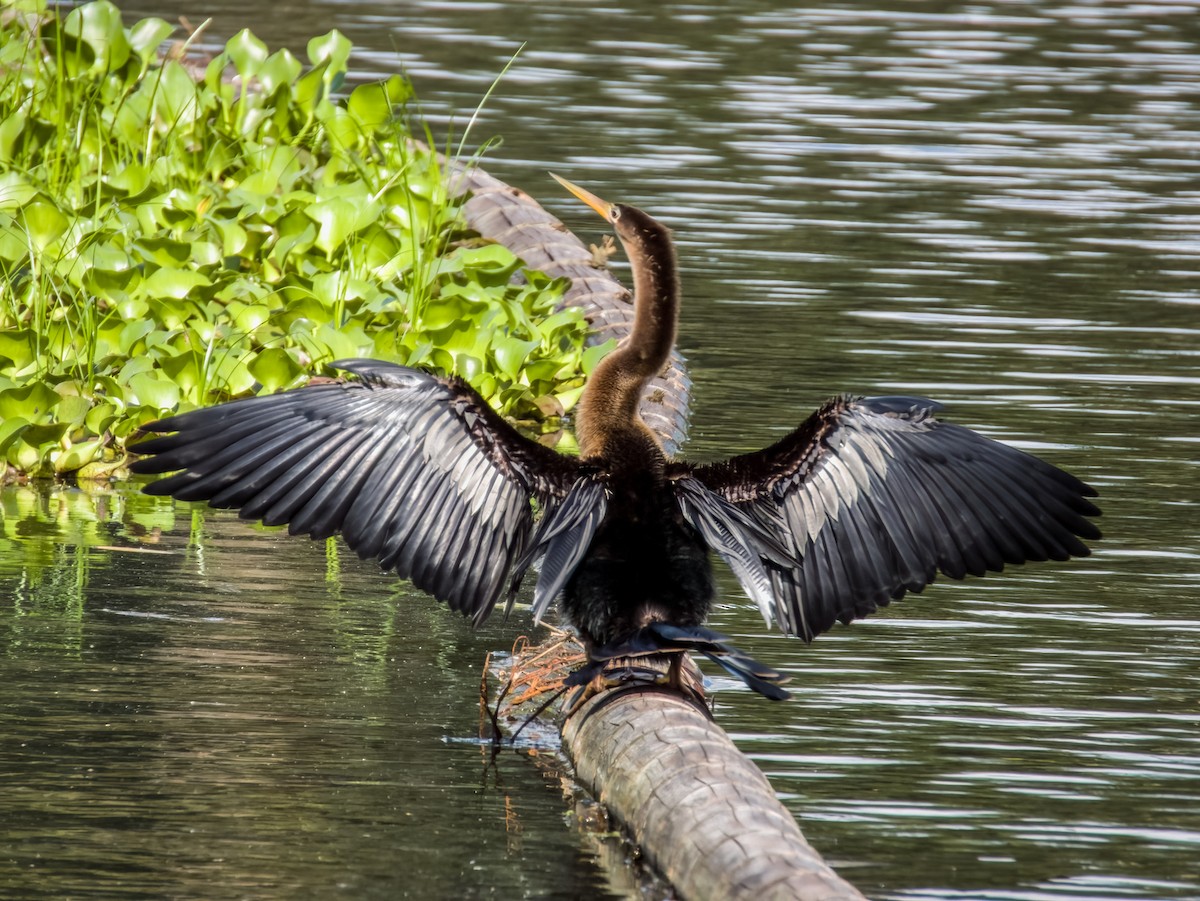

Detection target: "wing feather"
[130, 359, 583, 623]
[267, 432, 379, 535]
[678, 395, 1100, 641]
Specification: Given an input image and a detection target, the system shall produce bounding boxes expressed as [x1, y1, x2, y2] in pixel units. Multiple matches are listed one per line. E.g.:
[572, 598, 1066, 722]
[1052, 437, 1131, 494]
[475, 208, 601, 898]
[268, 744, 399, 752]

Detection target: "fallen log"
[563, 685, 865, 901]
[487, 634, 865, 901]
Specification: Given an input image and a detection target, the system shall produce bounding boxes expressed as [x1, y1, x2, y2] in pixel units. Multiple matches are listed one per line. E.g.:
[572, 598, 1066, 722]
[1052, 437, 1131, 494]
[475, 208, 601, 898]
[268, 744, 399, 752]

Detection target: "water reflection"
[0, 485, 630, 900]
[12, 0, 1200, 897]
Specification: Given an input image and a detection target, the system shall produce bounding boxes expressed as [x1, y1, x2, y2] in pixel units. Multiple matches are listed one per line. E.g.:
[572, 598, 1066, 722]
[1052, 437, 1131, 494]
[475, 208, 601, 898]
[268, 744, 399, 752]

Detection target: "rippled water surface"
[4, 0, 1199, 898]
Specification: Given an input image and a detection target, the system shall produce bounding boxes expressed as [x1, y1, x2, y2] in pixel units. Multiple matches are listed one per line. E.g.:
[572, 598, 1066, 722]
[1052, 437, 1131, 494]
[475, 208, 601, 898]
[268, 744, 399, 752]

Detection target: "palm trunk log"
[563, 685, 865, 901]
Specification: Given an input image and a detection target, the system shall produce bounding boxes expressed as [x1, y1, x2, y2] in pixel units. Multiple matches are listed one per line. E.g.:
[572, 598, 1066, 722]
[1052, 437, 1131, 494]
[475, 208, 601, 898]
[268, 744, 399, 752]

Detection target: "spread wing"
[130, 359, 592, 624]
[676, 396, 1101, 641]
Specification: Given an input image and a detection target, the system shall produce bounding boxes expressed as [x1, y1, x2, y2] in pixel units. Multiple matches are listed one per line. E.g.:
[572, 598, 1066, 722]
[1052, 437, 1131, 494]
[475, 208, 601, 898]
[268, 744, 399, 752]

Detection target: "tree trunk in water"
[562, 685, 866, 901]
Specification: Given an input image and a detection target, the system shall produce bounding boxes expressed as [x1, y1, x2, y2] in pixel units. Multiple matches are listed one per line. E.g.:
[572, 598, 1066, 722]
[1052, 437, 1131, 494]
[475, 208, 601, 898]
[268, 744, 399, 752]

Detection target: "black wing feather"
[526, 478, 608, 623]
[678, 395, 1101, 641]
[130, 359, 583, 623]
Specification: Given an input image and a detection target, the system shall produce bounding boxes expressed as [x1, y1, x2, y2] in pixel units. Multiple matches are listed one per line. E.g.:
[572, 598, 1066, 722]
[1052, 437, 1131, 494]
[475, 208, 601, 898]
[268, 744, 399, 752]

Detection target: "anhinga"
[131, 174, 1101, 700]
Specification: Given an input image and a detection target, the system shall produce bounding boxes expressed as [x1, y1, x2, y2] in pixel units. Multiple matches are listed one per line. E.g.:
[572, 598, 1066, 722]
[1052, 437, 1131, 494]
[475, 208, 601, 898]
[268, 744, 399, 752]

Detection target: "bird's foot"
[562, 651, 710, 716]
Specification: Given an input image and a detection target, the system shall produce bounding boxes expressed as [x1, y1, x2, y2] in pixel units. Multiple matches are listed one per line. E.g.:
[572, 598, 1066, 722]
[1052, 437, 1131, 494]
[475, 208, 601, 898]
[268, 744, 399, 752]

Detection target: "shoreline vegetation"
[0, 0, 599, 481]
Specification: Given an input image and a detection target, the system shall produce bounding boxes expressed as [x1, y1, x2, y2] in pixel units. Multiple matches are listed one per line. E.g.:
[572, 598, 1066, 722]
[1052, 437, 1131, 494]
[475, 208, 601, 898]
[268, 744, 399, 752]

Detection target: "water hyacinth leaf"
[128, 370, 181, 410]
[455, 243, 520, 285]
[139, 267, 212, 301]
[127, 16, 175, 64]
[83, 241, 136, 273]
[272, 212, 317, 264]
[119, 356, 156, 382]
[0, 383, 61, 423]
[403, 162, 447, 202]
[85, 266, 138, 304]
[347, 76, 412, 130]
[0, 223, 27, 263]
[404, 341, 432, 367]
[306, 196, 379, 256]
[103, 163, 151, 199]
[227, 28, 269, 80]
[85, 401, 121, 435]
[307, 30, 351, 78]
[523, 360, 564, 384]
[54, 437, 105, 474]
[115, 296, 150, 321]
[0, 109, 25, 164]
[247, 144, 307, 192]
[359, 226, 402, 271]
[155, 60, 204, 128]
[282, 295, 327, 327]
[429, 348, 455, 375]
[92, 321, 128, 361]
[117, 318, 155, 355]
[157, 187, 206, 227]
[0, 417, 29, 454]
[189, 240, 222, 268]
[473, 371, 498, 402]
[187, 316, 220, 346]
[55, 394, 93, 427]
[158, 351, 202, 397]
[231, 302, 271, 333]
[281, 188, 318, 215]
[426, 320, 481, 356]
[293, 60, 330, 115]
[60, 1, 132, 75]
[312, 322, 362, 361]
[339, 322, 371, 352]
[7, 436, 47, 473]
[248, 347, 304, 393]
[0, 172, 38, 210]
[321, 105, 362, 149]
[454, 353, 483, 381]
[215, 218, 249, 256]
[0, 330, 37, 370]
[258, 49, 303, 96]
[493, 335, 540, 380]
[18, 423, 69, 451]
[210, 353, 257, 397]
[422, 293, 485, 330]
[112, 88, 150, 146]
[539, 308, 583, 334]
[583, 339, 617, 374]
[310, 270, 351, 309]
[204, 50, 235, 100]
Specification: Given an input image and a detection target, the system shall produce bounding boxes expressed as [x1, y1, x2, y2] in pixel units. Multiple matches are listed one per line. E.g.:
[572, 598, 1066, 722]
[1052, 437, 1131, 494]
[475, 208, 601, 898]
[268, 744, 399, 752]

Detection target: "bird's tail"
[565, 622, 791, 701]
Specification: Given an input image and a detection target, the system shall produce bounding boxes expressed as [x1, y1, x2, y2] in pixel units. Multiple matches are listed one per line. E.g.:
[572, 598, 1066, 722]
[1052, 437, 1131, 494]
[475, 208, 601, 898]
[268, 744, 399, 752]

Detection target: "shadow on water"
[7, 0, 1200, 897]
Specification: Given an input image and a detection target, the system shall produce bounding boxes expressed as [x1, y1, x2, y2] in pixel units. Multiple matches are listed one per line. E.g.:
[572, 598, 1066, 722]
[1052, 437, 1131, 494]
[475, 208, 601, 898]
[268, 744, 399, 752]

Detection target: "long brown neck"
[576, 216, 679, 463]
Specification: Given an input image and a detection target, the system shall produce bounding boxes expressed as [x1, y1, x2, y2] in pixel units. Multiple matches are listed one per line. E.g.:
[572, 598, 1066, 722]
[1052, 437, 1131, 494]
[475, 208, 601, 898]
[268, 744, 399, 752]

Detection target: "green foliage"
[0, 1, 588, 478]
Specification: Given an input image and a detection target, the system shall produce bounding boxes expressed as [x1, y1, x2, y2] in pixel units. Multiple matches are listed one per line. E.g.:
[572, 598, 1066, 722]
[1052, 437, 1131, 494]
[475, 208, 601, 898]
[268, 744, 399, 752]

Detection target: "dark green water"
[4, 0, 1199, 897]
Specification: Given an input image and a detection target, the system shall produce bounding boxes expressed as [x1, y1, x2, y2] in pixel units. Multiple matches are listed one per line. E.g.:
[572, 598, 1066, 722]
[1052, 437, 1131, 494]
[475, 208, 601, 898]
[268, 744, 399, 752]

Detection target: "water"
[3, 0, 1199, 897]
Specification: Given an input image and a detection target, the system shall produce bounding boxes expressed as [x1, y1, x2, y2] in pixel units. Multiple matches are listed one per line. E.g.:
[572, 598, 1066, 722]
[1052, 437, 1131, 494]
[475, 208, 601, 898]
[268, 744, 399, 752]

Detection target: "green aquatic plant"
[0, 1, 592, 479]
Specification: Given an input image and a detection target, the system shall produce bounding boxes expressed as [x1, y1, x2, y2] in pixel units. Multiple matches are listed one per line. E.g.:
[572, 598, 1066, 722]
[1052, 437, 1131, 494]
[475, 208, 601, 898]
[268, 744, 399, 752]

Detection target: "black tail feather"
[568, 622, 791, 701]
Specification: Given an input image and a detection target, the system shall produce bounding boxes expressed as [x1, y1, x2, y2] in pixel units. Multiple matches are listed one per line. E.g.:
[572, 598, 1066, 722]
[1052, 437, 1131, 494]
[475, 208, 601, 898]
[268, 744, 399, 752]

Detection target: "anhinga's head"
[550, 173, 675, 271]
